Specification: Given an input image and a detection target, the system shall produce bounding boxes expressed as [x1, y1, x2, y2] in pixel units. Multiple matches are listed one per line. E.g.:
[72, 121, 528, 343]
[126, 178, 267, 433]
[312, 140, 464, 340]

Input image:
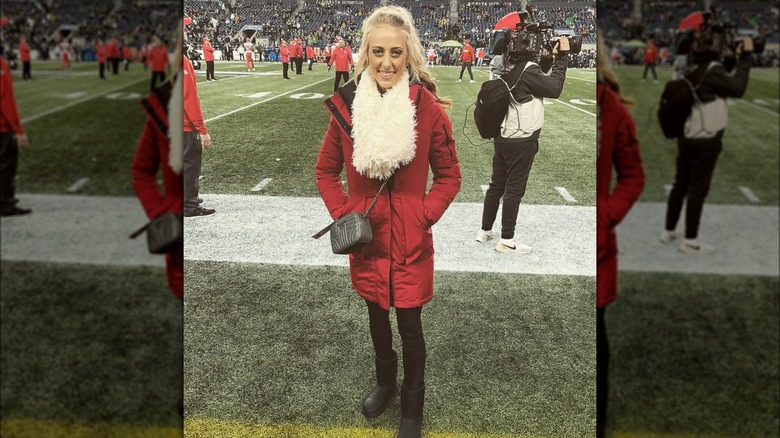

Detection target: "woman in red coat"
[202, 37, 216, 81]
[19, 36, 31, 80]
[131, 38, 183, 299]
[306, 43, 315, 71]
[596, 34, 645, 438]
[315, 6, 460, 438]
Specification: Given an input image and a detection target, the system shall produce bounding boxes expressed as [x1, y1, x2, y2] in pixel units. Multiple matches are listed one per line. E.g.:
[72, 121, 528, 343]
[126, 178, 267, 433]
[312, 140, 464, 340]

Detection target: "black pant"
[459, 61, 473, 80]
[151, 71, 166, 91]
[282, 62, 290, 79]
[643, 62, 657, 80]
[482, 137, 539, 239]
[665, 137, 723, 239]
[597, 307, 608, 438]
[111, 58, 119, 74]
[366, 300, 425, 390]
[183, 131, 203, 214]
[334, 71, 349, 92]
[307, 58, 313, 70]
[22, 61, 31, 80]
[1, 133, 21, 212]
[295, 57, 303, 74]
[99, 62, 105, 78]
[206, 61, 215, 80]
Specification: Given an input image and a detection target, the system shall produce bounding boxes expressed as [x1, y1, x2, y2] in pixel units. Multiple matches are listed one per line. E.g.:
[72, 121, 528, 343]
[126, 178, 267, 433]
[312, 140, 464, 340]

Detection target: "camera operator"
[477, 31, 569, 254]
[660, 21, 754, 254]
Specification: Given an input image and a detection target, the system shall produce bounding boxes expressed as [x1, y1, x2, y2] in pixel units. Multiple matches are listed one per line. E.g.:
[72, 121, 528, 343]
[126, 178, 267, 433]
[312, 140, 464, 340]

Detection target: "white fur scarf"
[350, 70, 417, 180]
[168, 74, 183, 175]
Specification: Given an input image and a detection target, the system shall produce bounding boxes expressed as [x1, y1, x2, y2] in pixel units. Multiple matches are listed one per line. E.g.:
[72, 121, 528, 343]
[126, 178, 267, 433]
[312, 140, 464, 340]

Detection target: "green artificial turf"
[606, 271, 780, 437]
[183, 261, 596, 437]
[613, 66, 779, 205]
[195, 62, 597, 205]
[0, 261, 183, 429]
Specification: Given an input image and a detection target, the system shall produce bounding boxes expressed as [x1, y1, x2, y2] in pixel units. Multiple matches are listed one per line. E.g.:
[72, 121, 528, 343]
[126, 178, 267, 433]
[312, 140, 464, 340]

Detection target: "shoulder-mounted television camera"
[676, 12, 766, 56]
[489, 12, 583, 60]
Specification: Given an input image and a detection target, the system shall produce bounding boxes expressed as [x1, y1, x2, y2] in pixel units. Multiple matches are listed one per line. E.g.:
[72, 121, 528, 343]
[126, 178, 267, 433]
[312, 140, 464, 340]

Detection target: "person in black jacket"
[477, 31, 568, 255]
[660, 27, 753, 255]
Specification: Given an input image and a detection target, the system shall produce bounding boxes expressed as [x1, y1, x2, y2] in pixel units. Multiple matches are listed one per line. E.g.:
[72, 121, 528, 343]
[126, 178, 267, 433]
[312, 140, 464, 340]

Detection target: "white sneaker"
[659, 230, 677, 244]
[470, 80, 476, 83]
[476, 229, 494, 243]
[495, 239, 532, 254]
[457, 79, 462, 82]
[679, 241, 716, 255]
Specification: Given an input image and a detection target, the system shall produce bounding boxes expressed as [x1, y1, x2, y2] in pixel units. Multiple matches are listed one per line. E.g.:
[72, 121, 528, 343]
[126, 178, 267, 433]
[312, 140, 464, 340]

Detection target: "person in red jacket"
[60, 38, 71, 71]
[292, 37, 304, 74]
[243, 37, 255, 71]
[306, 42, 315, 71]
[1, 16, 32, 217]
[458, 38, 475, 82]
[96, 40, 106, 79]
[328, 37, 353, 93]
[148, 36, 169, 91]
[202, 36, 216, 81]
[280, 40, 291, 80]
[131, 36, 184, 299]
[110, 38, 120, 75]
[19, 36, 31, 80]
[596, 34, 645, 438]
[183, 17, 215, 217]
[315, 7, 460, 437]
[642, 35, 659, 83]
[122, 44, 131, 71]
[95, 40, 106, 79]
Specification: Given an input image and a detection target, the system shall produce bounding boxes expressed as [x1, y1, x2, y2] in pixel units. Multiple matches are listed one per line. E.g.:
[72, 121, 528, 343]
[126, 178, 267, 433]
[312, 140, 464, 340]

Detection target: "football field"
[183, 60, 598, 437]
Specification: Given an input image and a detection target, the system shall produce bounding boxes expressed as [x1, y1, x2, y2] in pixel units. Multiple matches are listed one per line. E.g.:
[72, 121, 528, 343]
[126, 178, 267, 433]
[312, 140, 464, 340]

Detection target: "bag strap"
[500, 61, 530, 92]
[311, 176, 389, 239]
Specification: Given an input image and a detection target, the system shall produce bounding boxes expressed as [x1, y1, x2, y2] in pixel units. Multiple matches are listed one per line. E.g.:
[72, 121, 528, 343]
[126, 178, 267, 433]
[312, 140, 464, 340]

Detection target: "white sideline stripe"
[566, 76, 596, 83]
[555, 187, 577, 203]
[552, 99, 597, 117]
[184, 194, 596, 277]
[738, 186, 760, 203]
[664, 184, 672, 195]
[250, 178, 273, 192]
[204, 77, 332, 123]
[737, 99, 779, 117]
[66, 177, 89, 192]
[481, 184, 489, 195]
[20, 77, 148, 124]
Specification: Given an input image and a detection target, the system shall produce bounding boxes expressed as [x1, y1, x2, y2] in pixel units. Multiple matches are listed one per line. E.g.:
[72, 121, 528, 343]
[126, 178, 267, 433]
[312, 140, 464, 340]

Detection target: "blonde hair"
[597, 33, 634, 109]
[355, 5, 451, 109]
[171, 30, 184, 78]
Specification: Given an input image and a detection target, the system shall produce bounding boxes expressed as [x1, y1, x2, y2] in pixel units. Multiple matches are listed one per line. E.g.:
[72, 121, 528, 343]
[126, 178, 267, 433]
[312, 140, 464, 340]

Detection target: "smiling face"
[367, 24, 408, 93]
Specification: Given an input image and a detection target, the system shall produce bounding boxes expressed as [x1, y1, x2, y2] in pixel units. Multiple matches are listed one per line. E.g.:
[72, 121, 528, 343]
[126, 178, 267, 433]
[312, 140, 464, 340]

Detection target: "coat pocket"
[402, 198, 434, 264]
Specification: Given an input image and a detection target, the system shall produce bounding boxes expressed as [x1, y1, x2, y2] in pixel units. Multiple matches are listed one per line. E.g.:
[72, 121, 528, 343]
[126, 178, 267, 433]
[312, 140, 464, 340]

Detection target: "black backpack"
[474, 61, 528, 139]
[657, 62, 714, 139]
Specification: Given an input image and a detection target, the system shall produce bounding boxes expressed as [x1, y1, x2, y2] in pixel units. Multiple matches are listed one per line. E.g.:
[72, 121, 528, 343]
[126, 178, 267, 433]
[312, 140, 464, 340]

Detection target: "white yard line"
[664, 184, 672, 195]
[66, 177, 89, 193]
[554, 187, 577, 203]
[204, 77, 332, 123]
[20, 77, 148, 124]
[481, 184, 489, 195]
[738, 186, 760, 203]
[736, 99, 779, 117]
[250, 178, 273, 192]
[551, 98, 597, 117]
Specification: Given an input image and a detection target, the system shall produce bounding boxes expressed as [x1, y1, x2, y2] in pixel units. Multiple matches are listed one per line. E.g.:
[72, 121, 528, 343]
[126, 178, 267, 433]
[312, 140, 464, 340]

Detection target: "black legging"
[0, 132, 20, 212]
[334, 71, 349, 93]
[643, 62, 657, 80]
[206, 61, 215, 80]
[151, 71, 166, 91]
[366, 300, 425, 390]
[22, 61, 31, 80]
[459, 61, 473, 80]
[283, 62, 290, 79]
[596, 306, 608, 438]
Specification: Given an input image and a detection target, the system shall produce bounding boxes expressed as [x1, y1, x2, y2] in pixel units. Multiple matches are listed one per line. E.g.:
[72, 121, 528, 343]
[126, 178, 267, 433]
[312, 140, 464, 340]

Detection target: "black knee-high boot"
[362, 350, 397, 418]
[398, 385, 424, 438]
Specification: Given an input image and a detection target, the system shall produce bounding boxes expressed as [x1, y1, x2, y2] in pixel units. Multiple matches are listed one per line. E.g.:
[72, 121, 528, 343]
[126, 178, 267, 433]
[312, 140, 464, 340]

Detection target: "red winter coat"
[183, 56, 207, 135]
[110, 41, 120, 58]
[19, 40, 31, 62]
[315, 81, 462, 310]
[131, 82, 183, 299]
[123, 46, 131, 60]
[460, 44, 475, 63]
[306, 45, 314, 59]
[292, 42, 303, 58]
[644, 42, 658, 63]
[280, 44, 290, 63]
[0, 57, 24, 134]
[96, 44, 106, 63]
[202, 42, 215, 62]
[597, 83, 644, 308]
[329, 46, 352, 72]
